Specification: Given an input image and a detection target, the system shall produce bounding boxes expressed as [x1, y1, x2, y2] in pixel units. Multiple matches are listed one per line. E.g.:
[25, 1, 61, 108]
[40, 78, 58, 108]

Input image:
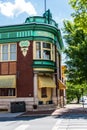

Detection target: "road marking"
[14, 124, 29, 130]
[52, 119, 63, 130]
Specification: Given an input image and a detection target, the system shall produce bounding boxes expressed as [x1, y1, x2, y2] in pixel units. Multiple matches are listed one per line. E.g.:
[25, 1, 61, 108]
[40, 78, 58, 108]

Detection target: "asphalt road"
[52, 114, 87, 130]
[0, 104, 87, 130]
[0, 116, 58, 130]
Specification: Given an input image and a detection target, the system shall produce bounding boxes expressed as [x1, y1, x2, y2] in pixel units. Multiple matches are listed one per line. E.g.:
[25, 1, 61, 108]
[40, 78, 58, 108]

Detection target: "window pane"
[10, 44, 16, 60]
[43, 42, 51, 49]
[2, 45, 8, 61]
[36, 42, 41, 58]
[2, 53, 8, 61]
[41, 88, 47, 98]
[8, 88, 15, 96]
[2, 45, 8, 53]
[43, 50, 51, 60]
[10, 44, 16, 52]
[0, 88, 15, 96]
[10, 53, 16, 60]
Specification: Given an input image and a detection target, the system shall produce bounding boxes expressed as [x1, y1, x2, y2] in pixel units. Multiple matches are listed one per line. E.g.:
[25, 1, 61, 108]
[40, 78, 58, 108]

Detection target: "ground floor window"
[60, 89, 64, 96]
[41, 88, 47, 98]
[0, 88, 15, 96]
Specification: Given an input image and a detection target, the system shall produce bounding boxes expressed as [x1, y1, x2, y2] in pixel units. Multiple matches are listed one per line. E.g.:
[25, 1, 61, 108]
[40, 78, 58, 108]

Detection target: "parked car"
[80, 96, 87, 104]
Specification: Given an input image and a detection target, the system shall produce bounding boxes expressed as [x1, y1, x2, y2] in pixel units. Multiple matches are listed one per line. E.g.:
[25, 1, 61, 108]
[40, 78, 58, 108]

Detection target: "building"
[0, 10, 66, 112]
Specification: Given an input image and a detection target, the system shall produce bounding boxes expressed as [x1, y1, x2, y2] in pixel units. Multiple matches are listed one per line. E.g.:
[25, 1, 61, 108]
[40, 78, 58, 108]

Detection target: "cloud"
[0, 0, 37, 17]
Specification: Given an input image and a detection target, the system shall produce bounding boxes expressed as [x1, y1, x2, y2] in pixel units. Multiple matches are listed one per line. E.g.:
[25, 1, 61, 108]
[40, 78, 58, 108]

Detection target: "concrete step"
[38, 104, 57, 111]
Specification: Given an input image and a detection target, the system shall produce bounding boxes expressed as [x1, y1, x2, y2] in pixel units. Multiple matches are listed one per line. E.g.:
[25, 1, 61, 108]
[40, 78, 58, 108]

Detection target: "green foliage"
[66, 81, 87, 103]
[69, 0, 87, 33]
[63, 0, 87, 102]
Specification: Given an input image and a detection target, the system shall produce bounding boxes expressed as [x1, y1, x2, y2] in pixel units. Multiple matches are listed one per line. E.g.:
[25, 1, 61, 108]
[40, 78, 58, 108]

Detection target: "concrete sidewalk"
[0, 112, 23, 118]
[0, 103, 87, 118]
[52, 103, 87, 116]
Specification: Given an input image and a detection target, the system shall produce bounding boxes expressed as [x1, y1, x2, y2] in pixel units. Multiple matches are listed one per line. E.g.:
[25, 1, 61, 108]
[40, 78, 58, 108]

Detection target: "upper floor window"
[10, 44, 16, 61]
[0, 43, 17, 62]
[35, 41, 55, 61]
[2, 45, 8, 61]
[36, 42, 41, 59]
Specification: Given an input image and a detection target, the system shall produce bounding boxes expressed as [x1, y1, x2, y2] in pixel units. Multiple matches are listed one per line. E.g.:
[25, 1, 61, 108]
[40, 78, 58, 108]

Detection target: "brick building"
[0, 10, 66, 112]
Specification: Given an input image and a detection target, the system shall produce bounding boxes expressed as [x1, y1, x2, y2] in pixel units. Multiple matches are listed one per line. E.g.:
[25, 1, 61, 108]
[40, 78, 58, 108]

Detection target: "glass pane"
[36, 42, 41, 50]
[41, 88, 47, 98]
[43, 50, 51, 60]
[10, 44, 16, 52]
[8, 88, 15, 96]
[10, 44, 16, 60]
[2, 45, 8, 53]
[2, 53, 8, 61]
[43, 42, 51, 49]
[10, 53, 16, 60]
[2, 45, 8, 61]
[36, 42, 41, 58]
[36, 50, 41, 58]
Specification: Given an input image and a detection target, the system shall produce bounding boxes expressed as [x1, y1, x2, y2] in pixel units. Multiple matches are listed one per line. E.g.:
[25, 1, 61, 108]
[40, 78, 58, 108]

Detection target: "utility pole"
[44, 0, 46, 12]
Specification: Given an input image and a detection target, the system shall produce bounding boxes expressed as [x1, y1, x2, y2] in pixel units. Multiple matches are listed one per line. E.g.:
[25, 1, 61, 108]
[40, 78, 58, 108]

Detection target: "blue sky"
[0, 0, 73, 64]
[0, 0, 73, 28]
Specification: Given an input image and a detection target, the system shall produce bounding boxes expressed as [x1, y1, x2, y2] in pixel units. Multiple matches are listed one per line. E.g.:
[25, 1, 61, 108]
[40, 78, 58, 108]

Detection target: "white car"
[80, 96, 87, 104]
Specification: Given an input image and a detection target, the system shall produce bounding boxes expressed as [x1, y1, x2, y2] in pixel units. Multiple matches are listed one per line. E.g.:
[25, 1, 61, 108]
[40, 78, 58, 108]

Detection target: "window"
[0, 43, 17, 62]
[43, 50, 51, 59]
[35, 41, 55, 60]
[8, 88, 15, 96]
[36, 42, 41, 58]
[41, 88, 47, 98]
[10, 44, 16, 60]
[0, 88, 15, 96]
[43, 42, 51, 60]
[43, 42, 51, 49]
[2, 45, 8, 61]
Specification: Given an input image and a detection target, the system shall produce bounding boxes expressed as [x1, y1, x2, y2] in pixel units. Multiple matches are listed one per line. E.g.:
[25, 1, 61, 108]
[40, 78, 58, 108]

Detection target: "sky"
[0, 0, 73, 64]
[0, 0, 73, 27]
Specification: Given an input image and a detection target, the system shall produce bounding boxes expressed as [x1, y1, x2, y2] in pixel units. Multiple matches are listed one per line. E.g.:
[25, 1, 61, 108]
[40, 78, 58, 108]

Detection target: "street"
[0, 104, 87, 130]
[0, 116, 58, 130]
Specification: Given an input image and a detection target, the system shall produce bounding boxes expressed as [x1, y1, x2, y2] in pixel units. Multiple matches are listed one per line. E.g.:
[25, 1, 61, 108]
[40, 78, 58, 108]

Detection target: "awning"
[0, 75, 16, 88]
[58, 79, 66, 89]
[38, 76, 56, 88]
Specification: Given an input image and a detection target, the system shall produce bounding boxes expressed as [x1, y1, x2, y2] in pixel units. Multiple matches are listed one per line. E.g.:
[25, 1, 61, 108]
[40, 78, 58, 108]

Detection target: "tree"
[63, 21, 87, 83]
[63, 0, 87, 103]
[69, 0, 87, 33]
[66, 81, 87, 103]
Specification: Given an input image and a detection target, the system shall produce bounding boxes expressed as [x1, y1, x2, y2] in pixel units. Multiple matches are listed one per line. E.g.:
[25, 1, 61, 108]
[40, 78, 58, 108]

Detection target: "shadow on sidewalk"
[52, 103, 87, 119]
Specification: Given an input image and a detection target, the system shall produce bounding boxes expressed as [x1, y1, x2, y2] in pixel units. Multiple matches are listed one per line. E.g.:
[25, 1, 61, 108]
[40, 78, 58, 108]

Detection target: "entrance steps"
[38, 104, 57, 111]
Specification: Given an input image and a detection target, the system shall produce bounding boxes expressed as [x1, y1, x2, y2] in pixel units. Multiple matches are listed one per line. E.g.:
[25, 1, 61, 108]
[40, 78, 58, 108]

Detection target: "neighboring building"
[0, 10, 66, 112]
[61, 65, 67, 83]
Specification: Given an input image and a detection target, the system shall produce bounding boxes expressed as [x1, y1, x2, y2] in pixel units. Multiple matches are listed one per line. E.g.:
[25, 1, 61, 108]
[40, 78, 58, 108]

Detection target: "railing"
[25, 16, 58, 28]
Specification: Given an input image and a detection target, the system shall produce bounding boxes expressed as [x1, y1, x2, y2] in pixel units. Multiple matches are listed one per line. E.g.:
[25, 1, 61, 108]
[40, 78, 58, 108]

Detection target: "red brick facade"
[17, 41, 34, 97]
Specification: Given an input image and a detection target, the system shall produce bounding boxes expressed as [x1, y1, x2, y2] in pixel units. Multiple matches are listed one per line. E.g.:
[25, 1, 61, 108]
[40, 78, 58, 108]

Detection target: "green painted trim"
[33, 65, 56, 69]
[0, 36, 56, 44]
[25, 16, 58, 28]
[0, 21, 64, 51]
[33, 60, 56, 69]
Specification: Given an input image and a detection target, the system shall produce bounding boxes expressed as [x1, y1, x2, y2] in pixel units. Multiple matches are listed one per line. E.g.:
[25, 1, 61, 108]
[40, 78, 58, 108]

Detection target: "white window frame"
[0, 43, 17, 62]
[35, 41, 55, 61]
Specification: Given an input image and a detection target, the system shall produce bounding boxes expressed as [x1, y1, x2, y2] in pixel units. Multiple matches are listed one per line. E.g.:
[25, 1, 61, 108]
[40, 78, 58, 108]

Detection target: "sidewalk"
[0, 112, 23, 118]
[0, 103, 87, 118]
[52, 103, 87, 116]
